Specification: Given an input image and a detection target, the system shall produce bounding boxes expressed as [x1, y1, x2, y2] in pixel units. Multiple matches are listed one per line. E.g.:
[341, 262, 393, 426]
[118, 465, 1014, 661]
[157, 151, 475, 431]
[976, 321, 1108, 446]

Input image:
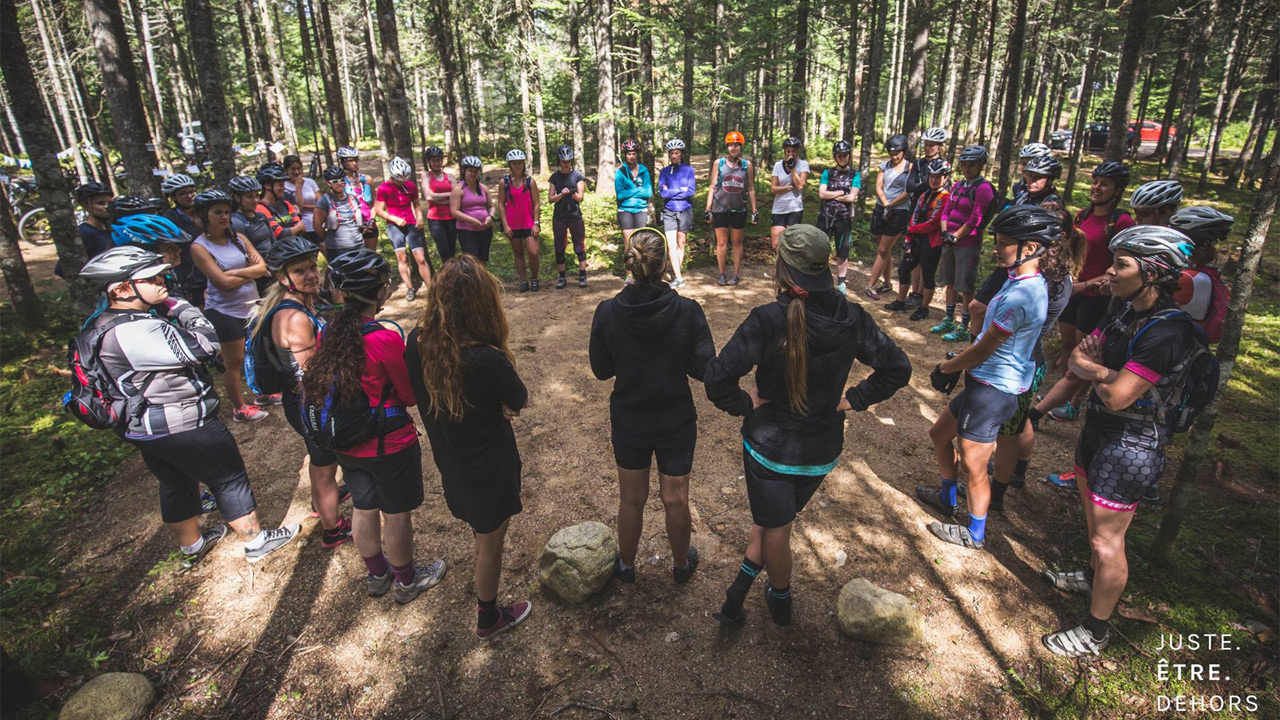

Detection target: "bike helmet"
[460, 155, 483, 170]
[256, 163, 288, 184]
[926, 157, 952, 175]
[557, 144, 575, 161]
[1019, 142, 1052, 160]
[423, 145, 444, 159]
[619, 139, 640, 154]
[921, 127, 950, 143]
[958, 145, 989, 163]
[111, 214, 191, 249]
[724, 131, 745, 145]
[75, 182, 111, 199]
[1091, 161, 1131, 189]
[81, 246, 171, 290]
[327, 248, 391, 303]
[1108, 225, 1193, 284]
[265, 235, 321, 272]
[1024, 154, 1063, 179]
[337, 146, 360, 159]
[886, 134, 909, 152]
[782, 136, 802, 148]
[160, 174, 195, 195]
[107, 195, 157, 218]
[990, 204, 1062, 269]
[228, 176, 263, 195]
[388, 156, 413, 179]
[322, 165, 346, 182]
[193, 188, 233, 211]
[832, 140, 853, 156]
[1170, 206, 1234, 245]
[505, 148, 526, 163]
[1129, 180, 1184, 210]
[665, 138, 686, 152]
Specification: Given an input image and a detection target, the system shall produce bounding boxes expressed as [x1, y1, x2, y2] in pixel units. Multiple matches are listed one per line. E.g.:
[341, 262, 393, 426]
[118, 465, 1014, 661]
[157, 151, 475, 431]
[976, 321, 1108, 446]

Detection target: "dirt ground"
[23, 242, 1127, 720]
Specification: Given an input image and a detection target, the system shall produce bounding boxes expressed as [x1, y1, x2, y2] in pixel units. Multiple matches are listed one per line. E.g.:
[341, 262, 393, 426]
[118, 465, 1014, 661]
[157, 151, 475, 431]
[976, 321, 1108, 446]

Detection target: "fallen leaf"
[1116, 605, 1159, 624]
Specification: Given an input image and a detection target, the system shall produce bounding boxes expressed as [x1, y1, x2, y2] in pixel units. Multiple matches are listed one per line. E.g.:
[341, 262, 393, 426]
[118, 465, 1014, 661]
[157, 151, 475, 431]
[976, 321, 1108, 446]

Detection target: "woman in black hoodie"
[704, 224, 912, 627]
[590, 228, 716, 584]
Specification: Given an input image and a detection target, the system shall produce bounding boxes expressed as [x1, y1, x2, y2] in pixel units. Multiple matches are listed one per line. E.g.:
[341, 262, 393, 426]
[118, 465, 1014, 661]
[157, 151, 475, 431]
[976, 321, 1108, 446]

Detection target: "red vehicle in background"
[1130, 120, 1175, 144]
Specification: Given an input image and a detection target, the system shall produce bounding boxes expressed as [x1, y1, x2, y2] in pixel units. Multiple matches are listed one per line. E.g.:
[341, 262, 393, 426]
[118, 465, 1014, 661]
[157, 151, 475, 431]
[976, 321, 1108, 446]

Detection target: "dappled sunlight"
[885, 324, 928, 346]
[918, 401, 940, 424]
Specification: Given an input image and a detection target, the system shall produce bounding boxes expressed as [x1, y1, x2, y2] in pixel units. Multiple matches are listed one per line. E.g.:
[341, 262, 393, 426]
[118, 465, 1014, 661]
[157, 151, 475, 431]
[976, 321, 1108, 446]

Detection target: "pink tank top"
[426, 171, 454, 221]
[459, 182, 490, 223]
[503, 175, 534, 230]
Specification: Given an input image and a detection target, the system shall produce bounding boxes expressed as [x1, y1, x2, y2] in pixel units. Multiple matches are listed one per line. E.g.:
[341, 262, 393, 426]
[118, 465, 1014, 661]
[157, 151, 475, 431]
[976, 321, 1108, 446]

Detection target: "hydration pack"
[302, 321, 409, 455]
[63, 315, 141, 430]
[1106, 310, 1221, 433]
[954, 177, 1006, 231]
[244, 300, 322, 397]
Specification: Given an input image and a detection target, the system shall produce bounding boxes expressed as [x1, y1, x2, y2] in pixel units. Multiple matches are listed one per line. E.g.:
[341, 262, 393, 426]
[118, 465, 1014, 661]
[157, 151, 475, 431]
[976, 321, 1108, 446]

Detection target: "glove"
[784, 158, 797, 173]
[942, 232, 958, 246]
[930, 364, 962, 395]
[750, 211, 759, 224]
[704, 210, 713, 223]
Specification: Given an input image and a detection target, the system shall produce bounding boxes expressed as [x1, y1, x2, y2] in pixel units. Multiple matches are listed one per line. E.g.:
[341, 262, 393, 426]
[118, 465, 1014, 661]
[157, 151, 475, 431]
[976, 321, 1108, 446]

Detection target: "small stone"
[665, 631, 679, 643]
[59, 672, 154, 720]
[297, 538, 309, 549]
[834, 550, 847, 568]
[720, 486, 734, 495]
[537, 522, 617, 604]
[836, 578, 924, 646]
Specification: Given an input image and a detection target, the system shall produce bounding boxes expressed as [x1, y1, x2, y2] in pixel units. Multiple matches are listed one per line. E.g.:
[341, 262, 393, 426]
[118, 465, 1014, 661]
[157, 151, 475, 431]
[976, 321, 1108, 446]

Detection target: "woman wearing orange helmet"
[705, 131, 758, 286]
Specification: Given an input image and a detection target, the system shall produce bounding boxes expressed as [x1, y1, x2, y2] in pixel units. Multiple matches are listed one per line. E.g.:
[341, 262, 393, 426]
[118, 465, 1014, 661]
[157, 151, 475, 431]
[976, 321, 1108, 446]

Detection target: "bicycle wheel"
[18, 207, 52, 245]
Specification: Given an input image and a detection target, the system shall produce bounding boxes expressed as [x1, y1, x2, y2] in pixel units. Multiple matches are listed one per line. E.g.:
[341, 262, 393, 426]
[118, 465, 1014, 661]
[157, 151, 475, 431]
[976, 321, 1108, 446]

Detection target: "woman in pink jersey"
[450, 156, 495, 264]
[496, 149, 543, 292]
[374, 156, 431, 301]
[421, 146, 458, 261]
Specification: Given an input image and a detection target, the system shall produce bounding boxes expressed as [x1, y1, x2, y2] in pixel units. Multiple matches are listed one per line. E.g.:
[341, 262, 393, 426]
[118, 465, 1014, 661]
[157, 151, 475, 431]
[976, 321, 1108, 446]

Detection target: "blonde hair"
[248, 255, 317, 341]
[774, 258, 810, 416]
[624, 228, 667, 285]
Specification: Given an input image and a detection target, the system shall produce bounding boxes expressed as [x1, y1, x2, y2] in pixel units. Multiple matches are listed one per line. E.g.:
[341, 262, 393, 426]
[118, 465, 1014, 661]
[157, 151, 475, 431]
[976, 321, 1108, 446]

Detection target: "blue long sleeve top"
[614, 164, 653, 213]
[658, 164, 696, 212]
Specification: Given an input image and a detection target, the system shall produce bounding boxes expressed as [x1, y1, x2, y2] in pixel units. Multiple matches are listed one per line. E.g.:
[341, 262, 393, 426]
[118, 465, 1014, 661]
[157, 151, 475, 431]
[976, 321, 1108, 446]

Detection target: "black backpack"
[245, 300, 321, 397]
[955, 177, 1007, 231]
[302, 321, 409, 455]
[1074, 206, 1126, 244]
[63, 315, 143, 430]
[1109, 310, 1221, 433]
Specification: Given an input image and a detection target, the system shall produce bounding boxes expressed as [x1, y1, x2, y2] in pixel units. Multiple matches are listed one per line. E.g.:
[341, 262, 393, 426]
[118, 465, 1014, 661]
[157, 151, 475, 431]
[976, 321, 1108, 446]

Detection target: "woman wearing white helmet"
[903, 128, 951, 307]
[374, 156, 432, 300]
[497, 148, 543, 292]
[337, 146, 376, 247]
[1011, 142, 1052, 200]
[658, 138, 695, 287]
[1129, 180, 1183, 226]
[450, 156, 495, 264]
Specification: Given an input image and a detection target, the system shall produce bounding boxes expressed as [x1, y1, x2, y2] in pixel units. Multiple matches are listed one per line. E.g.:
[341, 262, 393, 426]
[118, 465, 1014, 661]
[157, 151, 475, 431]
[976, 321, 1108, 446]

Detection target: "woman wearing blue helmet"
[112, 214, 195, 301]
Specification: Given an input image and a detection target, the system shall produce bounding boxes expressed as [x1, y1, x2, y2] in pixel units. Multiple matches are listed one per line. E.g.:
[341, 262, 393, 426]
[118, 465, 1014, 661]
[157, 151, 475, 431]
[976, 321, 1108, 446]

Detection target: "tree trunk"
[1151, 130, 1278, 563]
[232, 0, 267, 139]
[859, 0, 888, 195]
[255, 0, 297, 151]
[1167, 0, 1220, 179]
[358, 0, 390, 166]
[976, 0, 999, 145]
[1063, 13, 1104, 202]
[294, 0, 327, 161]
[995, 0, 1027, 198]
[30, 0, 88, 182]
[0, 0, 95, 314]
[902, 0, 931, 144]
[948, 4, 978, 159]
[1154, 46, 1188, 161]
[841, 0, 860, 142]
[375, 0, 415, 167]
[1200, 0, 1246, 191]
[569, 0, 586, 165]
[788, 0, 811, 138]
[182, 0, 235, 183]
[311, 0, 349, 148]
[681, 5, 695, 145]
[453, 22, 479, 154]
[0, 186, 46, 333]
[426, 0, 461, 158]
[640, 0, 658, 162]
[595, 0, 617, 194]
[82, 0, 161, 197]
[707, 0, 724, 175]
[159, 0, 197, 129]
[932, 0, 957, 129]
[1103, 0, 1149, 161]
[126, 0, 170, 143]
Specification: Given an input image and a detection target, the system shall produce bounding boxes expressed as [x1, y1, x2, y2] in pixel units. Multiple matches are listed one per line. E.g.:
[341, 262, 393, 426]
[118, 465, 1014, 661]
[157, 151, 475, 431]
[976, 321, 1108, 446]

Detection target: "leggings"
[898, 235, 942, 290]
[427, 219, 457, 260]
[553, 217, 587, 265]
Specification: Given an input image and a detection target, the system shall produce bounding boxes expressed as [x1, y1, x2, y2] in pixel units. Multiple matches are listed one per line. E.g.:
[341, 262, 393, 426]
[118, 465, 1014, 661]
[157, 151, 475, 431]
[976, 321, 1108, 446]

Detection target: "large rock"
[836, 578, 924, 645]
[59, 672, 154, 720]
[538, 521, 617, 603]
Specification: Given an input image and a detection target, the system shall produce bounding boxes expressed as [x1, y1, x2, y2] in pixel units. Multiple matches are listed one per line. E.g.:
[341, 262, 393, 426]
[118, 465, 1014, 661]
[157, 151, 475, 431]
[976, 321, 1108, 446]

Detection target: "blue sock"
[968, 513, 987, 543]
[940, 477, 957, 507]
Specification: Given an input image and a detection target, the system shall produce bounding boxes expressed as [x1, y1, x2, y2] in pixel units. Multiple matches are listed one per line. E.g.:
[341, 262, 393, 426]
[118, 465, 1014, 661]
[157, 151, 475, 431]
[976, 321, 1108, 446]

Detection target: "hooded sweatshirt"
[704, 291, 912, 469]
[589, 283, 715, 443]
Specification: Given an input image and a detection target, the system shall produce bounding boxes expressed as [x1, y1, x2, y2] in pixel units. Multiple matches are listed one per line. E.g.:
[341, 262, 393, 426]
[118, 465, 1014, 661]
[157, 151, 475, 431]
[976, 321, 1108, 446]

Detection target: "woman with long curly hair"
[302, 249, 446, 605]
[406, 255, 532, 640]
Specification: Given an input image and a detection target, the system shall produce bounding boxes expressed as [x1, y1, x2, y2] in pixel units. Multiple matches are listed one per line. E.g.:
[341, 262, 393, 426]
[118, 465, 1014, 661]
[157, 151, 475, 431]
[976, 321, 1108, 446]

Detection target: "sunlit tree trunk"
[789, 0, 811, 138]
[842, 0, 860, 142]
[375, 0, 415, 167]
[1200, 0, 1245, 191]
[1063, 8, 1104, 202]
[259, 0, 298, 151]
[1167, 0, 1220, 179]
[312, 0, 350, 148]
[596, 0, 617, 194]
[0, 187, 46, 332]
[426, 0, 461, 158]
[570, 0, 587, 165]
[29, 0, 87, 182]
[995, 0, 1027, 198]
[1154, 45, 1188, 161]
[1104, 0, 1149, 161]
[858, 0, 887, 201]
[183, 0, 235, 183]
[902, 0, 930, 144]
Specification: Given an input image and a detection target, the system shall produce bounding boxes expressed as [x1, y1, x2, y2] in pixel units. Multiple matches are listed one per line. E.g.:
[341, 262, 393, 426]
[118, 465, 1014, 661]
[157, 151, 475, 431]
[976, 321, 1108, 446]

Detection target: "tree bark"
[30, 0, 88, 182]
[0, 186, 46, 333]
[0, 0, 95, 314]
[231, 0, 267, 139]
[1151, 130, 1278, 563]
[182, 0, 235, 184]
[126, 0, 170, 145]
[949, 3, 978, 158]
[640, 0, 658, 162]
[931, 0, 956, 129]
[374, 0, 415, 167]
[569, 0, 586, 165]
[1200, 0, 1246, 191]
[425, 0, 460, 158]
[902, 0, 931, 144]
[1167, 0, 1220, 179]
[453, 22, 479, 154]
[859, 0, 888, 202]
[313, 0, 348, 147]
[595, 0, 617, 194]
[788, 0, 811, 139]
[358, 0, 391, 166]
[995, 0, 1027, 198]
[159, 0, 197, 129]
[256, 0, 297, 151]
[82, 0, 161, 197]
[1154, 45, 1188, 161]
[1063, 10, 1104, 202]
[707, 0, 724, 175]
[976, 0, 999, 145]
[1103, 0, 1149, 161]
[841, 0, 860, 142]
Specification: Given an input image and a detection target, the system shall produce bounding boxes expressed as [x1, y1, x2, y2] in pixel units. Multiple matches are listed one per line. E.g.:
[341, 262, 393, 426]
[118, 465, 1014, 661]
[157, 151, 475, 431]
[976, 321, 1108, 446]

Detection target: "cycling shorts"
[948, 376, 1019, 444]
[612, 427, 696, 477]
[1075, 418, 1165, 512]
[337, 441, 424, 515]
[712, 211, 747, 230]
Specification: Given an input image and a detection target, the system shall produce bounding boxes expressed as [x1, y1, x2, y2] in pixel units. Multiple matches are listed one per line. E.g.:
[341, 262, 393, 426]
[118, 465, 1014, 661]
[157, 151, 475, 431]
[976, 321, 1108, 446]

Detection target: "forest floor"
[2, 156, 1277, 719]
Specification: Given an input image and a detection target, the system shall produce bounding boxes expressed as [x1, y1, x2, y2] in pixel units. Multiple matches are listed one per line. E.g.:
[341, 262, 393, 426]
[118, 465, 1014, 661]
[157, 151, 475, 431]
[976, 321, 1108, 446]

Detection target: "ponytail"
[775, 258, 810, 415]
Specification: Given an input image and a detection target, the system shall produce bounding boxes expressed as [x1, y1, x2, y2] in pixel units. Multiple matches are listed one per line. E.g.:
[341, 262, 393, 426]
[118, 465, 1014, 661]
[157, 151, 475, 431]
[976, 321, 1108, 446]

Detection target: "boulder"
[538, 521, 617, 603]
[836, 578, 924, 645]
[59, 672, 154, 720]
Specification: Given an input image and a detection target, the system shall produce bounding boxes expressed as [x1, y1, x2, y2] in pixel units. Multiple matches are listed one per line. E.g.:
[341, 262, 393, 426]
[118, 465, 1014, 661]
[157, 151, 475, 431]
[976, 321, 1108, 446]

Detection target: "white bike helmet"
[1129, 180, 1184, 210]
[80, 246, 171, 290]
[388, 156, 413, 179]
[665, 138, 686, 151]
[1108, 225, 1193, 282]
[922, 127, 950, 143]
[1019, 142, 1052, 160]
[336, 146, 360, 159]
[506, 148, 526, 163]
[160, 174, 195, 195]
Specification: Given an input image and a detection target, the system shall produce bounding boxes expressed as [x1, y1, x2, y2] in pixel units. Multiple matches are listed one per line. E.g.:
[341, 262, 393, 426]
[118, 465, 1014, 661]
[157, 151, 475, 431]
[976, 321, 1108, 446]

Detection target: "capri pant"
[898, 236, 942, 290]
[553, 217, 587, 265]
[130, 419, 257, 524]
[428, 219, 457, 260]
[457, 227, 493, 262]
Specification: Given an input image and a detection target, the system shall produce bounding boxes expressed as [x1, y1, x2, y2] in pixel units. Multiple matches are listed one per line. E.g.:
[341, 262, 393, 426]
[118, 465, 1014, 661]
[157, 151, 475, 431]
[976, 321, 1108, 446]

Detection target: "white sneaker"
[244, 523, 300, 563]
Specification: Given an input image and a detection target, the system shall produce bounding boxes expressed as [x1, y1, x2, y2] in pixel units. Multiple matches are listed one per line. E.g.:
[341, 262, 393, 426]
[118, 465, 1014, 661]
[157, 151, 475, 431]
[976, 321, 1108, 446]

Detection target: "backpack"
[244, 300, 322, 397]
[302, 321, 409, 455]
[1115, 310, 1220, 433]
[954, 177, 1006, 231]
[714, 157, 751, 194]
[1074, 206, 1125, 244]
[1184, 266, 1230, 345]
[63, 315, 142, 430]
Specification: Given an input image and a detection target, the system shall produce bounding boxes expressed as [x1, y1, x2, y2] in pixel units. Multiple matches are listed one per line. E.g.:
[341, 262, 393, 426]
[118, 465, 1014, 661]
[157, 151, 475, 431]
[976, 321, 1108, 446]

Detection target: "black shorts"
[130, 420, 257, 524]
[457, 227, 493, 262]
[509, 227, 534, 240]
[442, 467, 523, 535]
[203, 307, 248, 343]
[387, 224, 425, 252]
[612, 428, 696, 477]
[870, 207, 911, 236]
[948, 376, 1020, 444]
[337, 441, 425, 515]
[1059, 294, 1113, 334]
[712, 211, 747, 230]
[771, 210, 804, 228]
[283, 389, 338, 467]
[428, 219, 457, 259]
[743, 446, 826, 529]
[1076, 419, 1165, 512]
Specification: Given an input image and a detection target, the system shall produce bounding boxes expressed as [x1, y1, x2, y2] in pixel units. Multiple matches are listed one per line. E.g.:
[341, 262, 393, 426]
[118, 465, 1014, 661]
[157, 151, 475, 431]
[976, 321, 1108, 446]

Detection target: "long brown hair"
[301, 298, 375, 405]
[1039, 208, 1084, 303]
[774, 258, 810, 416]
[416, 255, 512, 421]
[624, 228, 667, 284]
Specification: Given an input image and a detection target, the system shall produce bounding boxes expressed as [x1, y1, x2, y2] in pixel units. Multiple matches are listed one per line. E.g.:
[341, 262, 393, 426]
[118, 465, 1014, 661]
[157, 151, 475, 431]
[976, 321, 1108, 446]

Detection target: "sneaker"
[729, 274, 740, 286]
[909, 306, 929, 321]
[365, 571, 392, 597]
[531, 278, 540, 292]
[578, 273, 588, 288]
[718, 273, 728, 286]
[321, 516, 353, 550]
[1048, 402, 1080, 421]
[930, 317, 956, 334]
[915, 485, 956, 517]
[310, 484, 352, 518]
[672, 547, 700, 584]
[942, 326, 970, 343]
[863, 286, 880, 300]
[927, 521, 985, 550]
[613, 553, 636, 584]
[876, 281, 894, 294]
[244, 523, 300, 563]
[476, 600, 533, 640]
[764, 584, 792, 626]
[254, 393, 283, 406]
[393, 559, 448, 605]
[200, 490, 218, 514]
[884, 299, 909, 312]
[836, 281, 847, 295]
[233, 404, 269, 422]
[405, 288, 416, 302]
[518, 281, 530, 293]
[905, 293, 922, 308]
[555, 275, 567, 289]
[1043, 569, 1093, 595]
[181, 524, 228, 569]
[1042, 624, 1109, 658]
[670, 277, 684, 288]
[1141, 485, 1160, 504]
[1046, 470, 1077, 490]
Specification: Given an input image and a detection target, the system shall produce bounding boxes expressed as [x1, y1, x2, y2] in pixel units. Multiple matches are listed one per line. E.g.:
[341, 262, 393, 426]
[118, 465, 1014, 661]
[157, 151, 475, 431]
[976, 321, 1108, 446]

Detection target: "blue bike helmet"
[111, 214, 192, 248]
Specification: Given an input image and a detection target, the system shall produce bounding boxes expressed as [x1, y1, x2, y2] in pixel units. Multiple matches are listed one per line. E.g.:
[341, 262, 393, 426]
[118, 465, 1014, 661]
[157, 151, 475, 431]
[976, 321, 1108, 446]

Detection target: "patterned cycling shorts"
[998, 361, 1047, 436]
[1075, 421, 1166, 512]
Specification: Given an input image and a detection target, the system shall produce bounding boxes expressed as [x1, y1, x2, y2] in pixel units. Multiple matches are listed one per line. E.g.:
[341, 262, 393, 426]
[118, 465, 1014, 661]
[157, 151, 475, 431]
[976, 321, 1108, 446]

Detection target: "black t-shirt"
[549, 170, 585, 221]
[1088, 302, 1198, 434]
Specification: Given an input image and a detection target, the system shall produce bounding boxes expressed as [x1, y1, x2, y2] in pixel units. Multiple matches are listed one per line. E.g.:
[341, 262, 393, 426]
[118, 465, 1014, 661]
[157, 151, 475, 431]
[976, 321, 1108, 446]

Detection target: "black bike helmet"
[256, 163, 288, 184]
[228, 176, 263, 195]
[782, 136, 802, 148]
[989, 204, 1062, 268]
[886, 134, 909, 152]
[322, 165, 346, 182]
[832, 140, 853, 156]
[958, 145, 989, 163]
[107, 195, 157, 219]
[423, 145, 444, 159]
[1091, 161, 1131, 189]
[193, 188, 233, 211]
[75, 182, 111, 200]
[265, 235, 321, 272]
[926, 157, 952, 175]
[557, 144, 575, 161]
[327, 248, 390, 304]
[1024, 154, 1063, 180]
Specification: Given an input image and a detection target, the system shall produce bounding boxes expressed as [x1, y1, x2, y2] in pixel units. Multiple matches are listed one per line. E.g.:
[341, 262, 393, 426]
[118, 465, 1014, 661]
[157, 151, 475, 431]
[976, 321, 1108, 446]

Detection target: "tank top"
[459, 183, 490, 224]
[194, 234, 259, 319]
[711, 157, 749, 213]
[503, 175, 534, 230]
[426, 171, 454, 221]
[880, 160, 910, 207]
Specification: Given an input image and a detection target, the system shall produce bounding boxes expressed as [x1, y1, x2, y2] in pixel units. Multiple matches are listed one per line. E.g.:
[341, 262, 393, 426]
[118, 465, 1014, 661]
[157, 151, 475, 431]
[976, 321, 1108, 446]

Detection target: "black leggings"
[428, 219, 457, 260]
[898, 235, 942, 290]
[553, 217, 587, 265]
